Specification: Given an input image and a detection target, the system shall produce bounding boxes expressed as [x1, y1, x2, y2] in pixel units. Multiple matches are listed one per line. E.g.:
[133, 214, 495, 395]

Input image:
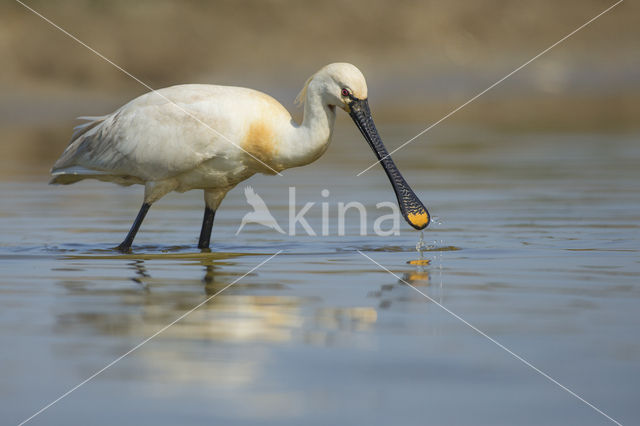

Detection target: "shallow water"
[2, 125, 639, 425]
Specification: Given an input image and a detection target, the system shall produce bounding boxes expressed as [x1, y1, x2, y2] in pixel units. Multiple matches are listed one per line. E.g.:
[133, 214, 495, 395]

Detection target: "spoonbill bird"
[50, 63, 429, 251]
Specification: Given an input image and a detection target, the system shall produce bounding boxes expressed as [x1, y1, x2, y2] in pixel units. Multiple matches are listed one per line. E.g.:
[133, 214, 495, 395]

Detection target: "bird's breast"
[241, 120, 283, 174]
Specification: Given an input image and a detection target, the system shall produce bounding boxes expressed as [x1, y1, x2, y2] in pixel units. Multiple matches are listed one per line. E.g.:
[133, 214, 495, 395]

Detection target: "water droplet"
[416, 230, 428, 253]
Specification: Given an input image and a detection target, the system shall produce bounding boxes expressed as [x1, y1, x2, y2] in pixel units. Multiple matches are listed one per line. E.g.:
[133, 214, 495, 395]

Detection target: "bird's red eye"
[341, 88, 350, 97]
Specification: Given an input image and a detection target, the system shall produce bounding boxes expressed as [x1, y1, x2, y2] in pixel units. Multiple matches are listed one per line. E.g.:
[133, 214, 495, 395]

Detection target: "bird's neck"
[281, 89, 335, 169]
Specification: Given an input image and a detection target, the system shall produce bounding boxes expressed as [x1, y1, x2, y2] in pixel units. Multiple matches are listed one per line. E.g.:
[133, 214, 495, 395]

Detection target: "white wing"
[51, 85, 269, 183]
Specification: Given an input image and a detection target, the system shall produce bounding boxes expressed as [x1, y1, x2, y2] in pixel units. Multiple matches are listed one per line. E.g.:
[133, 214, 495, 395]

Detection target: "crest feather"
[295, 74, 314, 107]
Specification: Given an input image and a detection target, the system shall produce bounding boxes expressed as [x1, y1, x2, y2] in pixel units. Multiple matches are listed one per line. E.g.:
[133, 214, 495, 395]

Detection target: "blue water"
[1, 126, 639, 425]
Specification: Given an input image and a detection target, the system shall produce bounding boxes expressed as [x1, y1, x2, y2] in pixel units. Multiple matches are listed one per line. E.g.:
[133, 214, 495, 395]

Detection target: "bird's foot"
[115, 242, 133, 253]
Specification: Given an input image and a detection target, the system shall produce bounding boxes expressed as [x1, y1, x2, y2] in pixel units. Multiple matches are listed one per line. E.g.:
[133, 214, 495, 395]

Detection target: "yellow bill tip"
[407, 211, 430, 230]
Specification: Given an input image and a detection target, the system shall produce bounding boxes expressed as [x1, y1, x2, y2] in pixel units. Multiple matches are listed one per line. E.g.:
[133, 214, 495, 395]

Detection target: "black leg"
[198, 207, 216, 249]
[116, 203, 151, 252]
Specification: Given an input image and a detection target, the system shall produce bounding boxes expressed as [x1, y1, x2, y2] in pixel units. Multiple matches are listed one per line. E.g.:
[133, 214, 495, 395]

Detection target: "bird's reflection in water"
[130, 260, 151, 291]
[403, 257, 431, 287]
[201, 263, 216, 285]
[129, 258, 230, 300]
[52, 251, 446, 360]
[51, 256, 315, 414]
[54, 257, 306, 346]
[369, 259, 433, 310]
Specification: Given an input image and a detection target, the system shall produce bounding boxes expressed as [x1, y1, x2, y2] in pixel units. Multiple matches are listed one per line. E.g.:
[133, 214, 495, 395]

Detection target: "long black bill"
[349, 98, 430, 230]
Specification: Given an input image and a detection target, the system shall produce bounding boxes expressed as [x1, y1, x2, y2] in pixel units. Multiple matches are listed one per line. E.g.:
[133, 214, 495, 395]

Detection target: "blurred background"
[0, 0, 638, 178]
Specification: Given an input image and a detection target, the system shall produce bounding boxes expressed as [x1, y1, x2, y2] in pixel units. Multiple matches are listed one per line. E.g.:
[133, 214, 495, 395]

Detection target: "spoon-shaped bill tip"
[407, 210, 430, 230]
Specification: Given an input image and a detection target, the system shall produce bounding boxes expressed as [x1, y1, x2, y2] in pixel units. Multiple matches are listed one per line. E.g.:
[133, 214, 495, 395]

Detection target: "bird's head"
[296, 63, 367, 113]
[297, 63, 430, 231]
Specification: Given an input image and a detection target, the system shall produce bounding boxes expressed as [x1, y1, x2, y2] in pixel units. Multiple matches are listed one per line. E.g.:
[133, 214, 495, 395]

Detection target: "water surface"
[1, 125, 639, 425]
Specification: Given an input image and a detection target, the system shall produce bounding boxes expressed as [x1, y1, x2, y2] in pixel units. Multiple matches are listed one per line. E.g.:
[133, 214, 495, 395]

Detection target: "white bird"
[50, 63, 429, 251]
[236, 186, 285, 235]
